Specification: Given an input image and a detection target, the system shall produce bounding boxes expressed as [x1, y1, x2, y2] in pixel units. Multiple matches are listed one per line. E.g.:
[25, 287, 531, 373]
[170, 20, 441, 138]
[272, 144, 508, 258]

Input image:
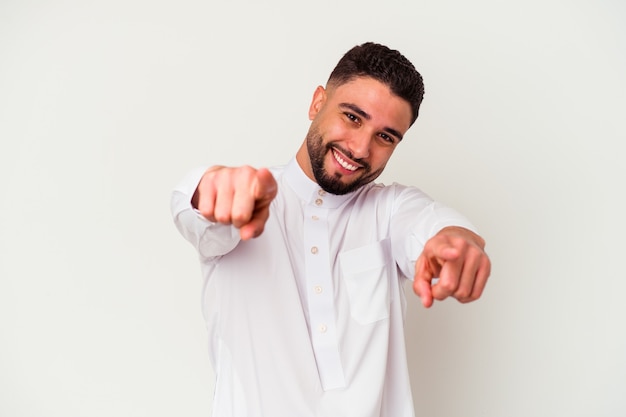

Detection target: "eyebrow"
[339, 102, 404, 141]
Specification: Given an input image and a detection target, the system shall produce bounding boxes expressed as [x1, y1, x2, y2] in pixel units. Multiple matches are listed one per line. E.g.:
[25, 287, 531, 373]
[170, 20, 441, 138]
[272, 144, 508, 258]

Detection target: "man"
[171, 42, 490, 417]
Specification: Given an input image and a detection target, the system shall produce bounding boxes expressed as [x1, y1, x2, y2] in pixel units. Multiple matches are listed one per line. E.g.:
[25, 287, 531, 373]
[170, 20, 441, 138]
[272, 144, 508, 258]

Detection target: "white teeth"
[333, 150, 358, 171]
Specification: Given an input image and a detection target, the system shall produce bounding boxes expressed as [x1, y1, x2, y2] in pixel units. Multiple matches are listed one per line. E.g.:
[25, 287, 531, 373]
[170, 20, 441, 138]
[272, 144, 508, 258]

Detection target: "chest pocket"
[339, 238, 391, 324]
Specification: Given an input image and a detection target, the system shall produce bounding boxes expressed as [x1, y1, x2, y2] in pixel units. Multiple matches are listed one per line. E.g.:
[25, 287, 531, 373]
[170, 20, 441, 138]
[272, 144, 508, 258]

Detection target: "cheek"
[318, 119, 349, 140]
[370, 147, 395, 167]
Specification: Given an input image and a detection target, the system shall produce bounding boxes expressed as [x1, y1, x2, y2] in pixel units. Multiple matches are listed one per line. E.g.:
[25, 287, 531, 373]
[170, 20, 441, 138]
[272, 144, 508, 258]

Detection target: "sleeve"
[170, 166, 241, 259]
[389, 184, 479, 280]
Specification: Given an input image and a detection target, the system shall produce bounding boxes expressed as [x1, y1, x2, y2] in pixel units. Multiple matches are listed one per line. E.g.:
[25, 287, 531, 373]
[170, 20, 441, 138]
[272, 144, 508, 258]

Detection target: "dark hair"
[327, 42, 425, 126]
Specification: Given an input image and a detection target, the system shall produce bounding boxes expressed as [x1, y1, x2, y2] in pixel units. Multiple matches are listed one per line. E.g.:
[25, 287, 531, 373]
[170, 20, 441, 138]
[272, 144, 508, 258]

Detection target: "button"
[318, 189, 326, 196]
[315, 198, 323, 206]
[314, 285, 323, 294]
[311, 246, 319, 254]
[318, 324, 327, 333]
[311, 215, 319, 221]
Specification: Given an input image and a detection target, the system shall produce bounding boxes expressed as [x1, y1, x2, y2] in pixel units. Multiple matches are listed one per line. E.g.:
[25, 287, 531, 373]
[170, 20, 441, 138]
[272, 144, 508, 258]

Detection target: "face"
[297, 76, 413, 195]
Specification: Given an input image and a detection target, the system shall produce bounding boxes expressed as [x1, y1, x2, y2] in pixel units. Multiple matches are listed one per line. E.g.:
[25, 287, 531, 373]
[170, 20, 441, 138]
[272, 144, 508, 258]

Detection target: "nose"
[346, 132, 371, 160]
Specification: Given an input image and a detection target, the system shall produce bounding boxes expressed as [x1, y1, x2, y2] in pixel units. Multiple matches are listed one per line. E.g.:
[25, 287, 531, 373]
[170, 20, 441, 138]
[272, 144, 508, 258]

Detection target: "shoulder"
[355, 181, 434, 206]
[268, 164, 286, 177]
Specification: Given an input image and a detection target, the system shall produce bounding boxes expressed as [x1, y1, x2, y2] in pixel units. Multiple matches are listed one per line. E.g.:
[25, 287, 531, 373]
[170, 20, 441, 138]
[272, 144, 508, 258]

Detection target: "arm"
[413, 226, 491, 308]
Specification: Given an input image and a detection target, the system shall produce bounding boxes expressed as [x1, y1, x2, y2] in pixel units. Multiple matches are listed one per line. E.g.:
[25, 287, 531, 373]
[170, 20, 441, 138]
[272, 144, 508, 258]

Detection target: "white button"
[314, 285, 323, 294]
[318, 189, 326, 196]
[318, 324, 327, 333]
[311, 246, 318, 254]
[315, 198, 323, 206]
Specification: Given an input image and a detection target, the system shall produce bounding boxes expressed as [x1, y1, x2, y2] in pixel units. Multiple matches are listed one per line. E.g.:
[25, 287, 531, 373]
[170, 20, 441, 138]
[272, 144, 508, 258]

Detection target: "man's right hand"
[192, 166, 278, 240]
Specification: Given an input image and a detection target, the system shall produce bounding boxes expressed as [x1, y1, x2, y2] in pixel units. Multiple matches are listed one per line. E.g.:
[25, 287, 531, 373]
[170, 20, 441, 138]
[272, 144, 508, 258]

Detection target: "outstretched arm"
[413, 226, 491, 308]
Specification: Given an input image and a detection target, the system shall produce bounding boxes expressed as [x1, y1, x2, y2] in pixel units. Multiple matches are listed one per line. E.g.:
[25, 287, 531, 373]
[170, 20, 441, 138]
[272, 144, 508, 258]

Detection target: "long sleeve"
[388, 184, 479, 280]
[170, 166, 241, 259]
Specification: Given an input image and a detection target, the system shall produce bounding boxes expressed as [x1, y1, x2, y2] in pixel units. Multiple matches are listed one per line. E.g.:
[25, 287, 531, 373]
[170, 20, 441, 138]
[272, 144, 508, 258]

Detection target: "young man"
[171, 42, 490, 417]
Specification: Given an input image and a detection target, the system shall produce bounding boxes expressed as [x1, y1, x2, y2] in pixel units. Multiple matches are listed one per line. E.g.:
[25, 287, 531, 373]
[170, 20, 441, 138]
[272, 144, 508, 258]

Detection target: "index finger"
[413, 254, 435, 308]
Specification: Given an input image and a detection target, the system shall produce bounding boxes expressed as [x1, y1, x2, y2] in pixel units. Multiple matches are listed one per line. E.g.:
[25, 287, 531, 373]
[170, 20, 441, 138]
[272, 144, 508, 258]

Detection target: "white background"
[1, 1, 625, 416]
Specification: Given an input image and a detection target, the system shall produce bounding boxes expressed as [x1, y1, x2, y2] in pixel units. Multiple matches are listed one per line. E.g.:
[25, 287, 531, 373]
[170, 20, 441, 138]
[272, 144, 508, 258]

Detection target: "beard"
[306, 127, 384, 195]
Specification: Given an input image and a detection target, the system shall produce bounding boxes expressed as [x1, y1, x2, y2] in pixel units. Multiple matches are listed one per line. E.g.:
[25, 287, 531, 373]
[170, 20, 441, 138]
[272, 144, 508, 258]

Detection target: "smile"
[332, 149, 360, 172]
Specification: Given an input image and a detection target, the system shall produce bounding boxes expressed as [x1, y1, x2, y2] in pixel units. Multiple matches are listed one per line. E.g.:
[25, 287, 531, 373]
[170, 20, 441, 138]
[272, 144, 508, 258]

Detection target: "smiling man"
[171, 42, 490, 417]
[301, 76, 409, 195]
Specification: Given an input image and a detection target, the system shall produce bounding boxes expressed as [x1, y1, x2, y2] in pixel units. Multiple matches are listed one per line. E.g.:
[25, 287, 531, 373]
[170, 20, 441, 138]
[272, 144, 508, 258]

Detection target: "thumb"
[252, 168, 277, 202]
[239, 169, 277, 241]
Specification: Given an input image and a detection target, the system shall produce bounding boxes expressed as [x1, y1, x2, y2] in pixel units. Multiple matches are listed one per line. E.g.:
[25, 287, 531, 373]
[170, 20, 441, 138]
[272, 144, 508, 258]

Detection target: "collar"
[284, 158, 358, 209]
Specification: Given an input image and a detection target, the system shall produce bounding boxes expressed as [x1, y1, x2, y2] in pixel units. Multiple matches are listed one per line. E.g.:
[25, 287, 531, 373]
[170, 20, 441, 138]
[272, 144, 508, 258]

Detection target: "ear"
[308, 85, 326, 120]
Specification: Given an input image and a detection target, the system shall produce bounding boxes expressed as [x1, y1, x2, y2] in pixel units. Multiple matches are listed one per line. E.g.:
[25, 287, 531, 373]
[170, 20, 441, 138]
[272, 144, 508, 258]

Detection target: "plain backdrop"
[1, 0, 625, 416]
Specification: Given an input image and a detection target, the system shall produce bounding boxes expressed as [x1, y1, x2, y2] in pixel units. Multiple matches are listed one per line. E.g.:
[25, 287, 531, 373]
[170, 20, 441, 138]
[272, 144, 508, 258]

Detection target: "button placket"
[303, 201, 345, 389]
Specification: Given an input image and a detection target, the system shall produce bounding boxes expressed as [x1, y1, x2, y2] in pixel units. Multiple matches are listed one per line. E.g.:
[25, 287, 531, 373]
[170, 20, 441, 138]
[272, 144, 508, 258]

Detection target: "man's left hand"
[413, 226, 491, 308]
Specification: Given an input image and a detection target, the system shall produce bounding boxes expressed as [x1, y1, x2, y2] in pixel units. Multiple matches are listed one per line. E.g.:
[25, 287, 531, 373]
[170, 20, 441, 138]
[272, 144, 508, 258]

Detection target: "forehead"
[327, 77, 412, 132]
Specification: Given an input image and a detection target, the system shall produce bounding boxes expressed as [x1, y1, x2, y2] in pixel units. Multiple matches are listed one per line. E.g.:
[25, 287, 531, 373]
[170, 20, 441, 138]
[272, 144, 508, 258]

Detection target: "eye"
[344, 112, 361, 125]
[378, 132, 396, 145]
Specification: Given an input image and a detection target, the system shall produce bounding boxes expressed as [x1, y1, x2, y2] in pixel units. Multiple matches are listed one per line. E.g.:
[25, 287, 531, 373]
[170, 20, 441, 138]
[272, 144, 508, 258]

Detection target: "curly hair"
[327, 42, 425, 126]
